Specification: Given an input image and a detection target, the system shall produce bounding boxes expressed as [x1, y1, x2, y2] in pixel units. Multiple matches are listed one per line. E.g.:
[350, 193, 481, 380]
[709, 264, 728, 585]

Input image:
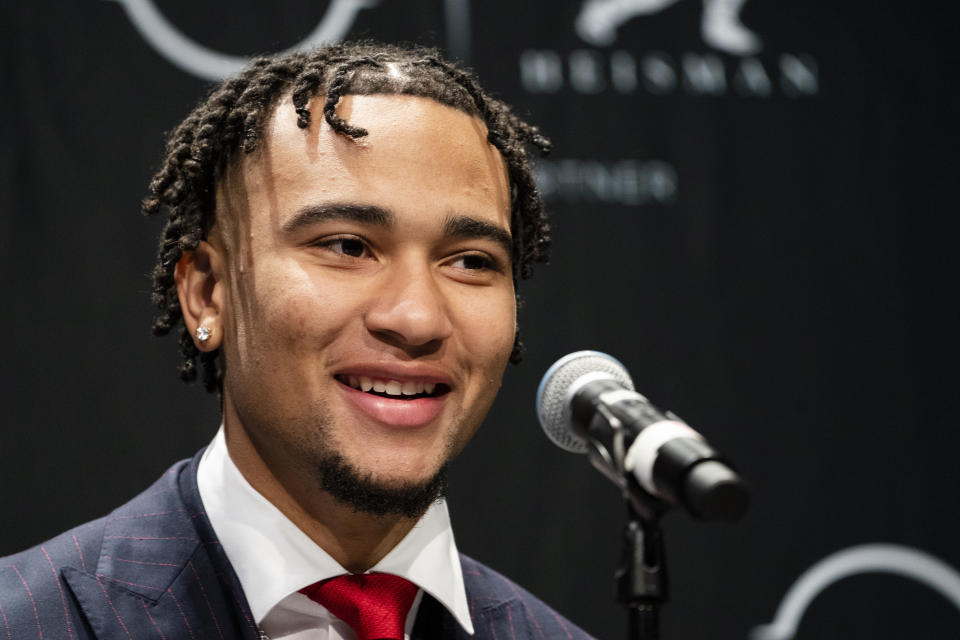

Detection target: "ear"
[175, 241, 227, 351]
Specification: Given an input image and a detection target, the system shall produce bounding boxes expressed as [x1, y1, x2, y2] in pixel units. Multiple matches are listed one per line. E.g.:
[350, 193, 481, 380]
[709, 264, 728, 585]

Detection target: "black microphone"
[536, 351, 749, 522]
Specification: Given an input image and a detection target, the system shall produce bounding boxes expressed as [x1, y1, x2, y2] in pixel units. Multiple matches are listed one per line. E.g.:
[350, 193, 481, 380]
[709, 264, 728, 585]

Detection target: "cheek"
[456, 287, 517, 366]
[236, 265, 361, 361]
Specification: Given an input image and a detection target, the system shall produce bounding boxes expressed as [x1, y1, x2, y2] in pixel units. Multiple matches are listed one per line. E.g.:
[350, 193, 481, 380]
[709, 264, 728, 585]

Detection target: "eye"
[315, 235, 370, 259]
[448, 253, 502, 273]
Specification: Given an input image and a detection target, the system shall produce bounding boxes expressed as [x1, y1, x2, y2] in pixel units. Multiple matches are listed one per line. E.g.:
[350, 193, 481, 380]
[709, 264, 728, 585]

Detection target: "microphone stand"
[610, 443, 749, 639]
[616, 497, 668, 640]
[582, 416, 672, 640]
[583, 415, 671, 640]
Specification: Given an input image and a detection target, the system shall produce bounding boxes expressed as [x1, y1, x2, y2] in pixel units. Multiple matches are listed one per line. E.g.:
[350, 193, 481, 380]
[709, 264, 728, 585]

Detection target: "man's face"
[212, 94, 515, 513]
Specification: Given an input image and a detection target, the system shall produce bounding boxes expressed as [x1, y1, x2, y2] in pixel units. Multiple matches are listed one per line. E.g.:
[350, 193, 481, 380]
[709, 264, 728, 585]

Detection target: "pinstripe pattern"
[1, 452, 594, 639]
[450, 558, 591, 640]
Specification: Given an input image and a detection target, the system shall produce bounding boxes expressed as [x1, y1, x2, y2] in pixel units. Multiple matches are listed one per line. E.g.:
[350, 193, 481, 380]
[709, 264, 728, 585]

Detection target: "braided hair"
[143, 42, 552, 393]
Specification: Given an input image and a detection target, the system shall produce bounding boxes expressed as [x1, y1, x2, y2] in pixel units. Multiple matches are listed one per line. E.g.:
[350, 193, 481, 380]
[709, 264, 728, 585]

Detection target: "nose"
[364, 261, 453, 353]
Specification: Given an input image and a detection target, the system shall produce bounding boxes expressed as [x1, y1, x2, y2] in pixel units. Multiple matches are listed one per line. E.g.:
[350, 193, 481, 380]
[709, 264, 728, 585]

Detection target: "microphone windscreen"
[536, 350, 634, 453]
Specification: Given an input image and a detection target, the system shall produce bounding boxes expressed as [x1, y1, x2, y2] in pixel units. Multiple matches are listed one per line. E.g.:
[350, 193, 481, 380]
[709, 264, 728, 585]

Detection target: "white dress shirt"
[196, 426, 475, 639]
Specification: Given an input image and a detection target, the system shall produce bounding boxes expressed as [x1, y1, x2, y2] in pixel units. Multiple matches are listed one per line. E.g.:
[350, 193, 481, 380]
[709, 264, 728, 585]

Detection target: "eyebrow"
[283, 202, 512, 256]
[282, 204, 393, 234]
[442, 215, 513, 257]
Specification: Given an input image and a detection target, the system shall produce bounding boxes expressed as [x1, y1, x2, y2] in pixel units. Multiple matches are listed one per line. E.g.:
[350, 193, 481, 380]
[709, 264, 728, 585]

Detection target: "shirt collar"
[196, 426, 474, 634]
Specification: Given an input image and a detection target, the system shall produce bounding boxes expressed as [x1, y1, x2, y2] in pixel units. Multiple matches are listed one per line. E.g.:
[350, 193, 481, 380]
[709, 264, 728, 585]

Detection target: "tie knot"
[300, 573, 419, 640]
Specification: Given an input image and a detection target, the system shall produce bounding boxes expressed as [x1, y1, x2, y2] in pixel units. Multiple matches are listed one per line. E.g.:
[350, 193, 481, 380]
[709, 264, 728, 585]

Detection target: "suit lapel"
[453, 555, 554, 640]
[409, 557, 538, 640]
[62, 454, 261, 639]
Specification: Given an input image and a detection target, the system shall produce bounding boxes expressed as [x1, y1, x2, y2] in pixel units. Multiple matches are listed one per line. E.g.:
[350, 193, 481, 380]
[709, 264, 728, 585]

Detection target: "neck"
[221, 406, 420, 573]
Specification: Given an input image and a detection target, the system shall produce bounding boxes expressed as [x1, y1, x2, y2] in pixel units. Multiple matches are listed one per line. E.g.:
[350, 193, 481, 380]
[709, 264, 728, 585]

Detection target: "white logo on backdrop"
[576, 0, 761, 55]
[109, 0, 379, 81]
[520, 0, 816, 99]
[751, 543, 960, 640]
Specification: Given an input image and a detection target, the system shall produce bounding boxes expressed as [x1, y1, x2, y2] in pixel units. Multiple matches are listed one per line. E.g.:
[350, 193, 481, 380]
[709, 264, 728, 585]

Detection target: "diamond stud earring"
[196, 326, 212, 343]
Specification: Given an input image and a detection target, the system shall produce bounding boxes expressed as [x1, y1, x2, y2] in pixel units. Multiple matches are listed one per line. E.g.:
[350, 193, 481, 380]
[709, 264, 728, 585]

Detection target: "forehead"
[227, 94, 511, 235]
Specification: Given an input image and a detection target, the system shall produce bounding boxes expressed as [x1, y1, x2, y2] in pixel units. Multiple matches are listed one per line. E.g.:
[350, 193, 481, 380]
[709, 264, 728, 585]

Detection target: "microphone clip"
[583, 404, 671, 521]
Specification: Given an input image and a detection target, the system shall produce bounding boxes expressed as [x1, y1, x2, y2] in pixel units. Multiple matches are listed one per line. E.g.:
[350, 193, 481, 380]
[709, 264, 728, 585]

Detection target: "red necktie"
[300, 573, 419, 640]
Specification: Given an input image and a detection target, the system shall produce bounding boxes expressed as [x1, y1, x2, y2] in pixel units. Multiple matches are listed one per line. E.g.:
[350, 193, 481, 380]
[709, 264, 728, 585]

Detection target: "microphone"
[537, 351, 749, 522]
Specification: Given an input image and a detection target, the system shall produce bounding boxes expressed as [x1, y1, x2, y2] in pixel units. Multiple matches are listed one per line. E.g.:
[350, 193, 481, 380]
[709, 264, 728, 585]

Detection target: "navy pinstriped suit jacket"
[0, 451, 593, 639]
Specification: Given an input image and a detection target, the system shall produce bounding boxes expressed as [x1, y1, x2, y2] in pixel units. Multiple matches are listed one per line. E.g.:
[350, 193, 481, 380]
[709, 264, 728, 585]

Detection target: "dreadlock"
[143, 41, 552, 393]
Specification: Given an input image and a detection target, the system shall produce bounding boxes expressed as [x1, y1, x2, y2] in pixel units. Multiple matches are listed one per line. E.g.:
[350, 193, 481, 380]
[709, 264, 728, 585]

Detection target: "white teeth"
[385, 380, 403, 395]
[346, 376, 438, 396]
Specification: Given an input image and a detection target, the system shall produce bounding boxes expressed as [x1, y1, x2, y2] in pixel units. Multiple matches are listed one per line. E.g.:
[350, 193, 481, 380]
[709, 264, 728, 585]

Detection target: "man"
[0, 42, 592, 639]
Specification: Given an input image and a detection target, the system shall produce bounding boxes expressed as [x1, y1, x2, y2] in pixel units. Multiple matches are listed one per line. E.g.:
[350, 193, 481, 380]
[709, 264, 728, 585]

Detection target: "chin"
[316, 452, 449, 518]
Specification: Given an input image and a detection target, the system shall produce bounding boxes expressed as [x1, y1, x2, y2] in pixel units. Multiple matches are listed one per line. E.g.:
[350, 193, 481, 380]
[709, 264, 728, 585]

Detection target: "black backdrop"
[3, 1, 959, 638]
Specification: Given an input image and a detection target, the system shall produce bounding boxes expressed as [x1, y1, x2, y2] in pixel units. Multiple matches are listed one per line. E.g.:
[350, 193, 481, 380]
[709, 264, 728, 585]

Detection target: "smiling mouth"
[335, 374, 451, 400]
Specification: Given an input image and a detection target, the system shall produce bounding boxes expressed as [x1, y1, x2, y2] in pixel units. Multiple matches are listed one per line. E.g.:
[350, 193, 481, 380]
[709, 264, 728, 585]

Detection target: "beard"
[302, 395, 468, 519]
[315, 452, 448, 518]
[239, 388, 464, 520]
